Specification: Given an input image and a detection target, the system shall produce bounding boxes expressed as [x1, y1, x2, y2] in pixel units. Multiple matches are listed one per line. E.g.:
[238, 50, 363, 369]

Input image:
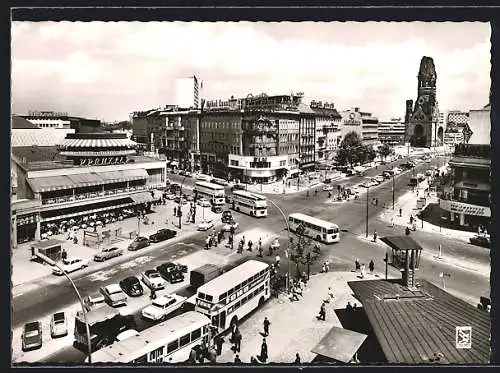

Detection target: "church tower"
[406, 56, 443, 147]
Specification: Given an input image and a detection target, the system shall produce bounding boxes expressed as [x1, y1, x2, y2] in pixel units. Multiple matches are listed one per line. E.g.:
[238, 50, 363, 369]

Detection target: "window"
[206, 295, 213, 302]
[180, 333, 191, 347]
[149, 346, 164, 361]
[134, 355, 148, 364]
[167, 340, 179, 354]
[191, 328, 201, 341]
[228, 306, 233, 314]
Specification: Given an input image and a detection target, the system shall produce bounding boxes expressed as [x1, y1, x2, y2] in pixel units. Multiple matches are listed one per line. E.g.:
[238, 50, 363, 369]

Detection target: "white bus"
[90, 311, 212, 364]
[288, 213, 341, 244]
[194, 181, 225, 207]
[231, 190, 268, 217]
[195, 260, 270, 334]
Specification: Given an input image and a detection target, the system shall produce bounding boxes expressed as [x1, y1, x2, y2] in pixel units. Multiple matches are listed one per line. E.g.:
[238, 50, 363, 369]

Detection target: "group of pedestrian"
[321, 259, 330, 273]
[354, 258, 374, 278]
[346, 301, 359, 312]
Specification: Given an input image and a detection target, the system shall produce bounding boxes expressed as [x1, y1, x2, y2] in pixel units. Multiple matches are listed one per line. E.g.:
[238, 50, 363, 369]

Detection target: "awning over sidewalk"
[27, 175, 75, 193]
[66, 173, 104, 188]
[97, 169, 148, 183]
[311, 327, 367, 363]
[129, 191, 154, 205]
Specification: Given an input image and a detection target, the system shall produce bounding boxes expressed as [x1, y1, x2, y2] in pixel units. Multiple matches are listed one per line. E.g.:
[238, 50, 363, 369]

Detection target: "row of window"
[227, 284, 265, 315]
[219, 269, 268, 302]
[133, 326, 207, 363]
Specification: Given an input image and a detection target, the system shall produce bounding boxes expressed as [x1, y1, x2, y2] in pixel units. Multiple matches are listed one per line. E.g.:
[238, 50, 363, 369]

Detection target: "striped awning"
[28, 169, 150, 193]
[129, 191, 155, 205]
[59, 138, 137, 148]
[41, 198, 133, 222]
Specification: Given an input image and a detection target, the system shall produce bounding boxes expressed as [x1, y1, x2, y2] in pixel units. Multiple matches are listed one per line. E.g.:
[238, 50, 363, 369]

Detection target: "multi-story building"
[20, 111, 101, 133]
[311, 101, 342, 165]
[11, 116, 76, 147]
[298, 104, 316, 170]
[174, 76, 200, 109]
[11, 132, 166, 245]
[439, 143, 490, 230]
[360, 111, 380, 147]
[468, 103, 491, 145]
[339, 108, 363, 143]
[378, 118, 406, 146]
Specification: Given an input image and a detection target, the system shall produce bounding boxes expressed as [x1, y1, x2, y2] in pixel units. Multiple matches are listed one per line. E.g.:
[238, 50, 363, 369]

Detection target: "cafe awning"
[27, 175, 75, 193]
[129, 191, 154, 205]
[97, 169, 148, 184]
[311, 327, 367, 363]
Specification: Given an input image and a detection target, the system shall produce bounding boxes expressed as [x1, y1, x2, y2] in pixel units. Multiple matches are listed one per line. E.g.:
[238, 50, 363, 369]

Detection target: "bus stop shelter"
[30, 238, 64, 262]
[311, 326, 367, 364]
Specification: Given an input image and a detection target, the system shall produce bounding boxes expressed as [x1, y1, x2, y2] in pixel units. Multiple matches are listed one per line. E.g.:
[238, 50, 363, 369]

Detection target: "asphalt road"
[14, 154, 490, 363]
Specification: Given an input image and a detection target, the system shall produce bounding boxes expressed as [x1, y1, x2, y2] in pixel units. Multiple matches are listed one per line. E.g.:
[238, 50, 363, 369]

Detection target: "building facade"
[468, 103, 491, 145]
[360, 111, 380, 147]
[298, 105, 316, 170]
[439, 144, 490, 230]
[378, 118, 406, 146]
[311, 102, 342, 165]
[11, 133, 166, 245]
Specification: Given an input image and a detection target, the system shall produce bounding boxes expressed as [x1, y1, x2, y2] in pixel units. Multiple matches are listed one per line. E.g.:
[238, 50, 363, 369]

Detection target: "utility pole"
[178, 175, 187, 229]
[392, 173, 395, 210]
[385, 252, 388, 280]
[365, 185, 369, 238]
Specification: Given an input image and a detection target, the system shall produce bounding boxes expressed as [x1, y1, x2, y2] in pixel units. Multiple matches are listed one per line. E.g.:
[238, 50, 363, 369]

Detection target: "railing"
[42, 185, 148, 205]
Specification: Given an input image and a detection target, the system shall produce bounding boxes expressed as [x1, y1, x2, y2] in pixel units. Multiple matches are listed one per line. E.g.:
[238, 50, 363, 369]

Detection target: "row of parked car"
[21, 312, 68, 352]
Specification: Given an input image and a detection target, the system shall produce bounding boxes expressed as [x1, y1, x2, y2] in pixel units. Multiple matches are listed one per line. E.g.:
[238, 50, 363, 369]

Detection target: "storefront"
[439, 199, 491, 230]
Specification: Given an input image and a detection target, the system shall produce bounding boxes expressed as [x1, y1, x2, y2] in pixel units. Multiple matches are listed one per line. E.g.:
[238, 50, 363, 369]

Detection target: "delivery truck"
[190, 264, 223, 290]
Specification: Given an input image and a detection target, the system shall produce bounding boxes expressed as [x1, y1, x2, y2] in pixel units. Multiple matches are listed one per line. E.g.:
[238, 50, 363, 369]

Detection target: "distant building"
[360, 111, 380, 147]
[440, 143, 490, 230]
[11, 116, 76, 147]
[340, 108, 379, 147]
[19, 111, 101, 133]
[378, 118, 405, 146]
[467, 103, 490, 145]
[310, 101, 342, 165]
[173, 76, 200, 109]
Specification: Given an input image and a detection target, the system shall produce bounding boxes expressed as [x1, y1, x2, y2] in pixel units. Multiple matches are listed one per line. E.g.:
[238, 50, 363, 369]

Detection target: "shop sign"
[254, 157, 268, 163]
[79, 156, 127, 166]
[439, 199, 491, 217]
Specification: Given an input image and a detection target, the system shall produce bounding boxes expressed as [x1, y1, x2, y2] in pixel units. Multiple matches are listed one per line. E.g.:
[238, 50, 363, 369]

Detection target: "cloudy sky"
[11, 21, 490, 122]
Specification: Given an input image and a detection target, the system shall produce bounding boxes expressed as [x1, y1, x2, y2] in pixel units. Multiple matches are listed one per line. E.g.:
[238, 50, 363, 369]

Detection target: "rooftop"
[348, 278, 491, 364]
[11, 116, 39, 129]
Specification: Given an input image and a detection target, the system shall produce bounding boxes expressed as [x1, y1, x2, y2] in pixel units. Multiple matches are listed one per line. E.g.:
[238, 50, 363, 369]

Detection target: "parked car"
[50, 312, 68, 338]
[156, 262, 185, 284]
[83, 293, 106, 312]
[211, 178, 229, 186]
[164, 193, 177, 200]
[197, 198, 211, 208]
[232, 183, 245, 191]
[52, 257, 89, 275]
[94, 246, 123, 262]
[221, 210, 233, 223]
[223, 220, 239, 232]
[383, 171, 392, 179]
[141, 294, 187, 321]
[100, 284, 128, 307]
[141, 269, 166, 290]
[174, 196, 189, 204]
[170, 183, 181, 193]
[184, 194, 194, 201]
[322, 184, 334, 191]
[149, 228, 177, 243]
[115, 329, 139, 342]
[469, 235, 490, 248]
[22, 321, 43, 351]
[198, 219, 215, 231]
[119, 276, 144, 297]
[374, 175, 385, 183]
[128, 236, 150, 251]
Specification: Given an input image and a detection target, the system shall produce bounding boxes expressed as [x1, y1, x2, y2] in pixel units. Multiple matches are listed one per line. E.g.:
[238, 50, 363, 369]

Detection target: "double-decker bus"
[288, 213, 341, 244]
[74, 306, 135, 351]
[195, 260, 270, 334]
[194, 181, 225, 207]
[230, 190, 268, 217]
[90, 311, 211, 364]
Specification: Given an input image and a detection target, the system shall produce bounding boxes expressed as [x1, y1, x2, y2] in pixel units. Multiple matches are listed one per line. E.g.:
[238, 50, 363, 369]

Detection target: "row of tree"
[335, 131, 393, 168]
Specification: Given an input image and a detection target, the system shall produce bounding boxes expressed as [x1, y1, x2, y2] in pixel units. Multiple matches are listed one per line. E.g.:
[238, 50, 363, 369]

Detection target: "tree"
[378, 144, 393, 161]
[289, 223, 317, 279]
[336, 131, 375, 167]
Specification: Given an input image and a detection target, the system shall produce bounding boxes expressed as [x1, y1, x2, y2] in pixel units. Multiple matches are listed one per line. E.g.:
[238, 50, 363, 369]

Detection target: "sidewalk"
[379, 190, 477, 243]
[11, 200, 220, 292]
[216, 270, 390, 364]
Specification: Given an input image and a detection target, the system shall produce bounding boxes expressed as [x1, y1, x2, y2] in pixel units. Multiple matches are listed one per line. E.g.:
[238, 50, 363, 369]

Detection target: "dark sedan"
[22, 321, 43, 352]
[469, 235, 490, 248]
[119, 276, 144, 297]
[149, 228, 177, 243]
[128, 236, 150, 251]
[157, 262, 185, 284]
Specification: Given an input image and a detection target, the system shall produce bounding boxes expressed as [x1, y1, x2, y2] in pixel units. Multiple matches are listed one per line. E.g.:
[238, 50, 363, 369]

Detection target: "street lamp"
[178, 175, 187, 229]
[392, 172, 395, 210]
[267, 198, 292, 294]
[137, 214, 141, 236]
[365, 185, 370, 238]
[36, 253, 92, 363]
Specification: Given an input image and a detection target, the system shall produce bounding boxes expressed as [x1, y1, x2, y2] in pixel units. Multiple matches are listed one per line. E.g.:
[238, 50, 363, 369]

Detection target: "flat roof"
[312, 327, 368, 363]
[31, 238, 64, 249]
[380, 236, 423, 252]
[348, 279, 490, 364]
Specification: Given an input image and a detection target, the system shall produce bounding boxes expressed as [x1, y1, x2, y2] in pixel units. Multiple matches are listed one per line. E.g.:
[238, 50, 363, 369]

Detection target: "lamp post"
[267, 198, 291, 294]
[178, 175, 187, 229]
[365, 185, 369, 238]
[137, 214, 141, 236]
[37, 253, 92, 363]
[392, 173, 395, 210]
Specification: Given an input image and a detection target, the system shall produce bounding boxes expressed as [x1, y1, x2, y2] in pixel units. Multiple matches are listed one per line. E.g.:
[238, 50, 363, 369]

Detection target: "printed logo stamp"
[456, 326, 472, 349]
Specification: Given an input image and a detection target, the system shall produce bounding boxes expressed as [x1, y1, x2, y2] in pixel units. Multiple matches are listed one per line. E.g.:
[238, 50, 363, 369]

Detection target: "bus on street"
[194, 181, 225, 208]
[90, 311, 211, 363]
[195, 260, 270, 334]
[288, 213, 341, 244]
[231, 190, 268, 217]
[74, 306, 135, 351]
